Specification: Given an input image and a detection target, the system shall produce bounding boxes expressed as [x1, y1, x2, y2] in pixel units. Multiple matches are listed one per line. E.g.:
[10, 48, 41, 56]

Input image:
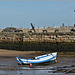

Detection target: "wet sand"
[0, 49, 75, 75]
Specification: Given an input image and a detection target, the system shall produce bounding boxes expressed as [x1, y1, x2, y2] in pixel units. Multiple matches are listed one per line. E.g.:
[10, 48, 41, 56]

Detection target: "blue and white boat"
[16, 52, 57, 65]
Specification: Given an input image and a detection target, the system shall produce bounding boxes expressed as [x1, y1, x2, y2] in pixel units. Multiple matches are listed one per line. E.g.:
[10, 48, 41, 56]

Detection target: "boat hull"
[16, 52, 57, 64]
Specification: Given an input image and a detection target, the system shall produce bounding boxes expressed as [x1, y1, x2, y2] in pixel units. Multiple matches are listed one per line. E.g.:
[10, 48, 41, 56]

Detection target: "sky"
[0, 1, 75, 29]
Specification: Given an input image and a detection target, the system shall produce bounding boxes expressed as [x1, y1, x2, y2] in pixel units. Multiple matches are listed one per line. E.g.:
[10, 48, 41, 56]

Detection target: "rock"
[71, 65, 75, 67]
[66, 69, 75, 74]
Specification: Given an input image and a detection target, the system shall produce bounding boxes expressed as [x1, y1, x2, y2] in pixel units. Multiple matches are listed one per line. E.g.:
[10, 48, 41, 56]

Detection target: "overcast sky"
[0, 1, 75, 29]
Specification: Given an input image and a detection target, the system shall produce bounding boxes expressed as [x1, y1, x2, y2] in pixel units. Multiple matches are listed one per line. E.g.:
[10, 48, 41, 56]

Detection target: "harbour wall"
[0, 31, 75, 52]
[0, 32, 75, 43]
[0, 42, 75, 52]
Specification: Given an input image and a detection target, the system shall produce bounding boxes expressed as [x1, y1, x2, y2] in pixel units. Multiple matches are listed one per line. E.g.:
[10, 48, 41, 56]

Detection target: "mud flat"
[0, 49, 42, 57]
[0, 49, 75, 75]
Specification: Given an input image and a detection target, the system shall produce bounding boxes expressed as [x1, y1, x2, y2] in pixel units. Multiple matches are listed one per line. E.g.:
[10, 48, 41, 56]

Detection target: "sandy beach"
[0, 49, 75, 56]
[0, 49, 42, 57]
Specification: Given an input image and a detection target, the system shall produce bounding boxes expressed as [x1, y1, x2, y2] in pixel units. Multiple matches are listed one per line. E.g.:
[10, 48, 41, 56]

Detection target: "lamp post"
[74, 10, 75, 26]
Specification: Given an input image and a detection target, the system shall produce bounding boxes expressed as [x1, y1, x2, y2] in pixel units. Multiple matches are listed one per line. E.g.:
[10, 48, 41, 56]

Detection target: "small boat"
[16, 52, 57, 65]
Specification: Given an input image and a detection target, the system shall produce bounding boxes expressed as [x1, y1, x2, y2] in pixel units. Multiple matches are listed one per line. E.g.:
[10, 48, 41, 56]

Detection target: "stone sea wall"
[0, 27, 75, 52]
[0, 42, 75, 52]
[0, 32, 75, 43]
